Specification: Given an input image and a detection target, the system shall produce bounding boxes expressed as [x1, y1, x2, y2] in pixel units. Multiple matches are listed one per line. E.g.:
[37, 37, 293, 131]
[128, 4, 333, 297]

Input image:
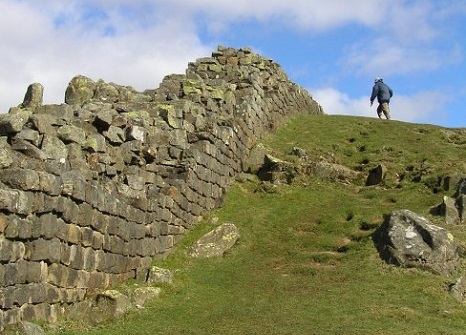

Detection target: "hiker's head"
[374, 77, 383, 83]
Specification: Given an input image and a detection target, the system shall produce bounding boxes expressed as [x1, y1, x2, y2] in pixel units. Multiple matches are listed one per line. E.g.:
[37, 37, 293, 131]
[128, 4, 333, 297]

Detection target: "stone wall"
[0, 46, 323, 328]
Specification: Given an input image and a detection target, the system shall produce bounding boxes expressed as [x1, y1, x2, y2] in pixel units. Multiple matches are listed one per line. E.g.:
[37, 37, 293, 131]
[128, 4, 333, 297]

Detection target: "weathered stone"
[448, 276, 466, 302]
[146, 266, 174, 284]
[104, 125, 125, 144]
[35, 104, 74, 123]
[130, 286, 161, 307]
[65, 75, 96, 106]
[0, 169, 39, 191]
[57, 125, 86, 144]
[442, 196, 460, 225]
[10, 138, 46, 160]
[3, 321, 45, 335]
[188, 222, 240, 258]
[41, 135, 67, 161]
[95, 290, 131, 318]
[14, 128, 41, 146]
[0, 189, 34, 215]
[22, 83, 44, 109]
[29, 114, 60, 134]
[0, 144, 14, 168]
[312, 161, 359, 183]
[257, 154, 297, 184]
[27, 238, 62, 264]
[373, 209, 461, 276]
[0, 109, 32, 135]
[126, 125, 145, 142]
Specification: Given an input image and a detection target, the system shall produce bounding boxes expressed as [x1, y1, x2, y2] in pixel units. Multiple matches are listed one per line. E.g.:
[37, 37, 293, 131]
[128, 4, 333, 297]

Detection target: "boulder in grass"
[373, 209, 462, 276]
[188, 223, 240, 258]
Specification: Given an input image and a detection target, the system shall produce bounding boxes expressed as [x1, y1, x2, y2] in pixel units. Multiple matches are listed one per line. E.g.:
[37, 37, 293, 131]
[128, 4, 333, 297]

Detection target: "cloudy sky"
[1, 0, 466, 127]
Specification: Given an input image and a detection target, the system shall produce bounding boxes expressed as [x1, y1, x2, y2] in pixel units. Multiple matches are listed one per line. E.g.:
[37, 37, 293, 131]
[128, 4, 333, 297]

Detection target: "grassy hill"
[52, 114, 466, 335]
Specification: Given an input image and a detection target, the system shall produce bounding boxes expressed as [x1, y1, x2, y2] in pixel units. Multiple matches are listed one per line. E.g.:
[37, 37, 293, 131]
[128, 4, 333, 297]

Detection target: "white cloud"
[311, 87, 450, 125]
[341, 37, 463, 77]
[0, 0, 212, 113]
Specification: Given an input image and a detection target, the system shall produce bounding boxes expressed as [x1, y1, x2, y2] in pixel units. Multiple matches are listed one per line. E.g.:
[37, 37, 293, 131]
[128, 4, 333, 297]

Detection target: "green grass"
[49, 114, 466, 335]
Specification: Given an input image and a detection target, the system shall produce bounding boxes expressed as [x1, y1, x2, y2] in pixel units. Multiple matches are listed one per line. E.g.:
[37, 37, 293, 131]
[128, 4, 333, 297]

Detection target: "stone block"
[47, 263, 68, 288]
[26, 261, 48, 284]
[14, 283, 47, 305]
[65, 224, 81, 244]
[88, 271, 109, 291]
[27, 238, 61, 263]
[39, 213, 62, 239]
[0, 189, 34, 215]
[57, 124, 86, 145]
[37, 171, 62, 196]
[3, 308, 21, 327]
[146, 266, 173, 284]
[61, 198, 81, 225]
[94, 290, 131, 322]
[131, 286, 161, 307]
[80, 227, 94, 247]
[0, 168, 39, 191]
[0, 239, 25, 262]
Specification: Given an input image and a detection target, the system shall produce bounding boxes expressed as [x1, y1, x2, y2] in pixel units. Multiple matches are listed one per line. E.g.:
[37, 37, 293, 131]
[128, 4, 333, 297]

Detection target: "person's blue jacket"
[370, 82, 393, 104]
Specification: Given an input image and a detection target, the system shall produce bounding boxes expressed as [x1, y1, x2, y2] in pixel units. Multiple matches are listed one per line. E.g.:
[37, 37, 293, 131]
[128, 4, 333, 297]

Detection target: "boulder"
[448, 276, 466, 302]
[312, 161, 358, 182]
[257, 154, 297, 184]
[146, 266, 174, 284]
[21, 83, 44, 109]
[373, 209, 462, 276]
[188, 223, 240, 258]
[65, 75, 96, 106]
[3, 321, 45, 335]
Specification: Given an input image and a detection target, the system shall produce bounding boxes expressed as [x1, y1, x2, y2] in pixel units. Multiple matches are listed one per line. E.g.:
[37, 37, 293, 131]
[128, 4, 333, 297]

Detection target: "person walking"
[370, 77, 393, 120]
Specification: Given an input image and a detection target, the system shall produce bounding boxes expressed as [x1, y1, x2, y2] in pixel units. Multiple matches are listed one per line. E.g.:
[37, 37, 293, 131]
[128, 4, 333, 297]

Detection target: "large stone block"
[27, 238, 62, 263]
[0, 239, 25, 262]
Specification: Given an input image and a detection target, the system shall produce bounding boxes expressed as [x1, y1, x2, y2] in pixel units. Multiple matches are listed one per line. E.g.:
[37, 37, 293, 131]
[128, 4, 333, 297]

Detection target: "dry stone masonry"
[0, 46, 323, 328]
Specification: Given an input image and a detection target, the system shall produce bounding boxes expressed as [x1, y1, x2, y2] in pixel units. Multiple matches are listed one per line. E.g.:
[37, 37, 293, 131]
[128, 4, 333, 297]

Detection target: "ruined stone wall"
[0, 46, 323, 327]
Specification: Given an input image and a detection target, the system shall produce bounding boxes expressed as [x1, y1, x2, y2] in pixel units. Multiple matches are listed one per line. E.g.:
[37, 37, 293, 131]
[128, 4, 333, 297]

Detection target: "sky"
[1, 0, 466, 128]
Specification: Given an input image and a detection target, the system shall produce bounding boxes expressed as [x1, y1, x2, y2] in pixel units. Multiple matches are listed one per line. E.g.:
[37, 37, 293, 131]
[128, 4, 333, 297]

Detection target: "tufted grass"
[50, 114, 466, 335]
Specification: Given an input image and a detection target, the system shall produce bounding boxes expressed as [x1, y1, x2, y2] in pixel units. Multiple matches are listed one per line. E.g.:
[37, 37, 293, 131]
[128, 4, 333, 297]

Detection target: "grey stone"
[14, 129, 41, 146]
[57, 124, 86, 144]
[188, 222, 240, 258]
[130, 286, 161, 307]
[0, 109, 31, 134]
[3, 321, 45, 335]
[146, 266, 174, 284]
[373, 209, 461, 276]
[21, 83, 44, 109]
[65, 75, 96, 106]
[0, 169, 40, 191]
[41, 135, 67, 161]
[95, 290, 131, 318]
[448, 276, 466, 302]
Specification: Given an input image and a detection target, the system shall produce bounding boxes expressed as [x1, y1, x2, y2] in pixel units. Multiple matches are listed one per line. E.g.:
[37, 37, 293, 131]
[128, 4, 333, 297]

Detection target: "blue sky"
[1, 0, 466, 127]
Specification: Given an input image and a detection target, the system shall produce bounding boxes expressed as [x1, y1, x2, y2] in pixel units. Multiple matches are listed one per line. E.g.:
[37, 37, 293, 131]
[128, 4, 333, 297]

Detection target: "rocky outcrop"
[373, 209, 461, 276]
[431, 176, 466, 224]
[0, 46, 323, 328]
[255, 149, 359, 185]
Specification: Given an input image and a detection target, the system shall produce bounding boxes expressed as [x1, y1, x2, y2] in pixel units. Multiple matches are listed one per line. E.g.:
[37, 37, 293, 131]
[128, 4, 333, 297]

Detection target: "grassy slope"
[52, 114, 466, 335]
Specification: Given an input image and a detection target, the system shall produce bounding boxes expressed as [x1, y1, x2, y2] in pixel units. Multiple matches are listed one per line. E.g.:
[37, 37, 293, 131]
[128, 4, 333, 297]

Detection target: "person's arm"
[370, 85, 378, 105]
